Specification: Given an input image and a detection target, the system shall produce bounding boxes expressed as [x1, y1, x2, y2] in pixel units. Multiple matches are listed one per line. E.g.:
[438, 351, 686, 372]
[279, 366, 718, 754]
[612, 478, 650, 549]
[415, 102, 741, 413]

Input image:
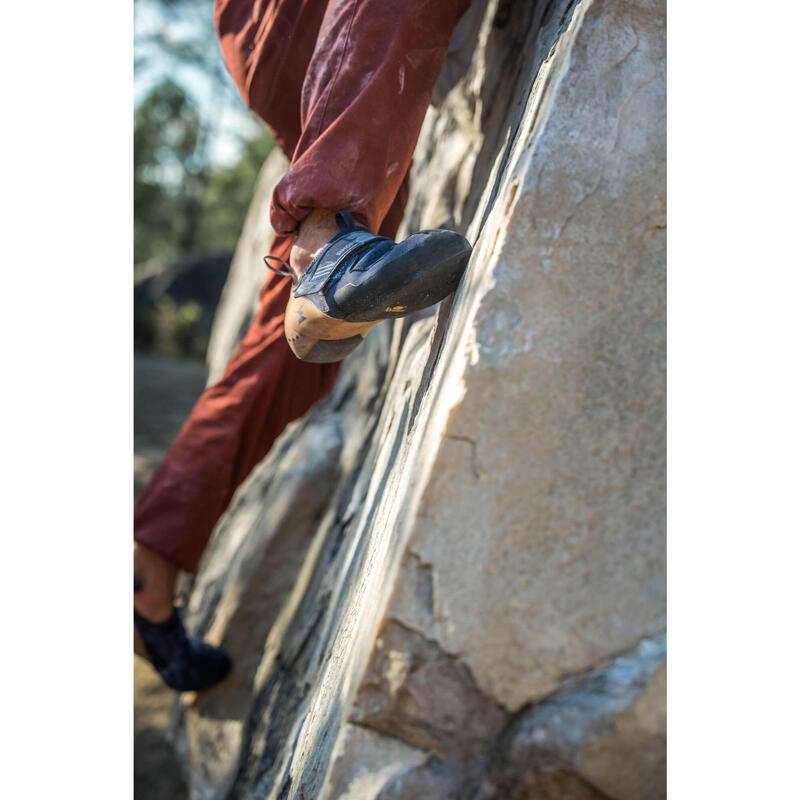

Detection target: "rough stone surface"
[169, 1, 666, 798]
[579, 662, 667, 800]
[394, 0, 667, 712]
[323, 725, 427, 800]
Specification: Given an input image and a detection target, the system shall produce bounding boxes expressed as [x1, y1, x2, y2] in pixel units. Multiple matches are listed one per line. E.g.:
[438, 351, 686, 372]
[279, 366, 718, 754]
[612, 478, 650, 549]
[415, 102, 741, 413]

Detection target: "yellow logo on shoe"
[385, 305, 406, 312]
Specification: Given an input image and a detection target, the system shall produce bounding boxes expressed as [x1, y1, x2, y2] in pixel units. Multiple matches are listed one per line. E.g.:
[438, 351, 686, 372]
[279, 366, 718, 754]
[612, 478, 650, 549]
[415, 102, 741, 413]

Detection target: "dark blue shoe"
[268, 211, 472, 363]
[134, 609, 231, 692]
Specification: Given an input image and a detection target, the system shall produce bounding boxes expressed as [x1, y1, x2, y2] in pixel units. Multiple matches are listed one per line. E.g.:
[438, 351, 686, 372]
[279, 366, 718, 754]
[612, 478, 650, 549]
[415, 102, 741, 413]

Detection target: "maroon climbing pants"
[134, 0, 471, 572]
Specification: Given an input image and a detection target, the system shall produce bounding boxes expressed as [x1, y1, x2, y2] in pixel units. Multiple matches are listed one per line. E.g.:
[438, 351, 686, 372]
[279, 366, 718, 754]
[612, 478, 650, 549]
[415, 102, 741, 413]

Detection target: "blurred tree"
[134, 0, 274, 264]
[133, 0, 275, 357]
[134, 79, 274, 263]
[134, 80, 203, 263]
[194, 132, 275, 252]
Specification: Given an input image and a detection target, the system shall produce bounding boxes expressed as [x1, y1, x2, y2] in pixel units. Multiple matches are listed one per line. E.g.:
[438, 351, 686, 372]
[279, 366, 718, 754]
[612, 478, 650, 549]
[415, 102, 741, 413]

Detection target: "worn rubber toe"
[282, 211, 472, 363]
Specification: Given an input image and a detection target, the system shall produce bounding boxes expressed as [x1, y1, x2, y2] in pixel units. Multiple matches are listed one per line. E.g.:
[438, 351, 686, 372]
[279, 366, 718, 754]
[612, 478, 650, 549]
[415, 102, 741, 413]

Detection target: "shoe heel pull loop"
[335, 209, 358, 231]
[264, 254, 297, 284]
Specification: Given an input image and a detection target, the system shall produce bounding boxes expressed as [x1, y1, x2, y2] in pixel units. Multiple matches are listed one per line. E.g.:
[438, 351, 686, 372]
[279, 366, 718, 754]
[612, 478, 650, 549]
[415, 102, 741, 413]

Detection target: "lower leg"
[289, 209, 340, 279]
[133, 541, 177, 624]
[134, 237, 341, 580]
[134, 180, 410, 602]
[133, 256, 338, 688]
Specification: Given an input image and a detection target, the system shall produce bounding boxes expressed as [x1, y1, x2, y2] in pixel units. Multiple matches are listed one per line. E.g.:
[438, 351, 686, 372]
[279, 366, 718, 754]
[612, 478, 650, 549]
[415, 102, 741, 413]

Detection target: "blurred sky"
[134, 0, 262, 167]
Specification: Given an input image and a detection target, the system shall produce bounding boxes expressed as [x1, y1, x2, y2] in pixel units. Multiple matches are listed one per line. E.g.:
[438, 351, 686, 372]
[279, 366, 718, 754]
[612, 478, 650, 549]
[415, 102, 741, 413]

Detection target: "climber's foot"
[282, 210, 472, 363]
[133, 609, 232, 692]
[134, 543, 231, 692]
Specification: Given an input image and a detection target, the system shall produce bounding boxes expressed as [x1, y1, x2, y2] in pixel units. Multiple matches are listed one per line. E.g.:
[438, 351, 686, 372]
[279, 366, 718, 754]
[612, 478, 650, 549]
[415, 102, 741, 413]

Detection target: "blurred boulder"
[168, 0, 666, 798]
[134, 251, 232, 358]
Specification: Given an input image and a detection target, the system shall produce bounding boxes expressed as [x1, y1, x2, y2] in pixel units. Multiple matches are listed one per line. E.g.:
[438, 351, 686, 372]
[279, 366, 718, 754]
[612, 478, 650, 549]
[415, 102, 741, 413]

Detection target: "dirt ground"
[134, 354, 208, 800]
[134, 662, 188, 800]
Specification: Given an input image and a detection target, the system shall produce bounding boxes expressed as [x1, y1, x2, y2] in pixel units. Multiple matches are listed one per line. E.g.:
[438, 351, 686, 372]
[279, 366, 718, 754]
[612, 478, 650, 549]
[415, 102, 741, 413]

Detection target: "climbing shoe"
[134, 609, 231, 692]
[267, 210, 472, 363]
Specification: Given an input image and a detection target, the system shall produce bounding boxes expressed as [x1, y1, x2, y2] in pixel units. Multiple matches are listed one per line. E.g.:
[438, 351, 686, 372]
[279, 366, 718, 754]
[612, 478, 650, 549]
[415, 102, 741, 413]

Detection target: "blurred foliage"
[134, 80, 202, 262]
[153, 296, 206, 358]
[134, 0, 274, 358]
[134, 79, 274, 264]
[194, 133, 276, 252]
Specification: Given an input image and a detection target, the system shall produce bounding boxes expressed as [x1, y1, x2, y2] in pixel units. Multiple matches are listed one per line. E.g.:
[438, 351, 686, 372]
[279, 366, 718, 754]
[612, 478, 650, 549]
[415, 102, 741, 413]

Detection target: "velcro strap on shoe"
[294, 229, 378, 297]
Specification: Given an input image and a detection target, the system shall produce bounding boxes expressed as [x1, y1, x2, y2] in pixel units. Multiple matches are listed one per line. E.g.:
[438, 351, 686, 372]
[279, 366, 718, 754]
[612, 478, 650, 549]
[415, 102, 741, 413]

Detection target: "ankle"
[134, 590, 174, 623]
[134, 542, 178, 623]
[290, 209, 340, 279]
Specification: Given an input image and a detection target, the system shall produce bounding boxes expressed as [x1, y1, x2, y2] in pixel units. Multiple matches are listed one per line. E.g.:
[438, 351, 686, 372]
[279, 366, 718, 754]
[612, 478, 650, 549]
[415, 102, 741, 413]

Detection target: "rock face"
[172, 0, 666, 798]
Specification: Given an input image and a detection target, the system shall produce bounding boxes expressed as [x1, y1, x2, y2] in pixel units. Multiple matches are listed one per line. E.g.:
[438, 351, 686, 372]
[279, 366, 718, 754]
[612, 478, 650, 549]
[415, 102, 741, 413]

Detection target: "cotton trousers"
[134, 0, 471, 572]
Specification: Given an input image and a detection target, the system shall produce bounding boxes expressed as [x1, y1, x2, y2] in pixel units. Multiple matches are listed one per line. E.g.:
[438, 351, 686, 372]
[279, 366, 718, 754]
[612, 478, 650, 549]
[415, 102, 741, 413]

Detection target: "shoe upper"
[292, 209, 472, 322]
[294, 225, 394, 314]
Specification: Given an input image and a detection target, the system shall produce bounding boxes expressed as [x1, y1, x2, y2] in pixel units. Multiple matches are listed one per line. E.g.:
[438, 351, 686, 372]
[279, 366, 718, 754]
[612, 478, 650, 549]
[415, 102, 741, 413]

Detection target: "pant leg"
[270, 0, 472, 235]
[216, 0, 467, 235]
[214, 0, 329, 158]
[135, 2, 325, 573]
[134, 236, 337, 572]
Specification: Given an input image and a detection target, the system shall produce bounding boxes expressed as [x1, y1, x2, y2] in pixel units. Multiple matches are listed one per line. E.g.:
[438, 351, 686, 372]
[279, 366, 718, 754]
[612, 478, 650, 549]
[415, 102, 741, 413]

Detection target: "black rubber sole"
[330, 230, 472, 323]
[303, 334, 366, 363]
